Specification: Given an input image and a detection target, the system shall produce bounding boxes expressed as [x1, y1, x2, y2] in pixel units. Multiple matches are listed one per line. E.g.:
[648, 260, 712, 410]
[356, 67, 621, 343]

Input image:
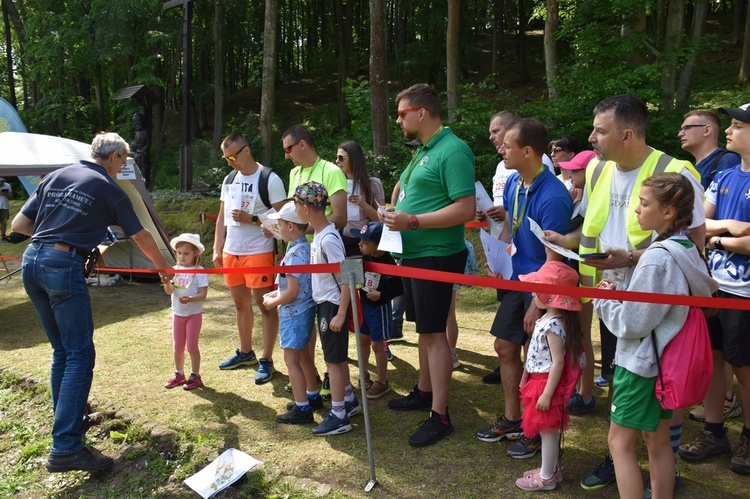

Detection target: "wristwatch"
[715, 237, 724, 251]
[251, 214, 260, 225]
[408, 215, 419, 230]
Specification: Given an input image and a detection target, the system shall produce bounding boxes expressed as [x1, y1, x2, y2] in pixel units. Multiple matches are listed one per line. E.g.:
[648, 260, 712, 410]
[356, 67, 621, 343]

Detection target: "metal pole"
[341, 257, 377, 492]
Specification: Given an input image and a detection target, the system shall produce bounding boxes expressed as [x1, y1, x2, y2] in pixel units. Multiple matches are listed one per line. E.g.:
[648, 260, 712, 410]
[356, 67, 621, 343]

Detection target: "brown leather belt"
[41, 242, 89, 260]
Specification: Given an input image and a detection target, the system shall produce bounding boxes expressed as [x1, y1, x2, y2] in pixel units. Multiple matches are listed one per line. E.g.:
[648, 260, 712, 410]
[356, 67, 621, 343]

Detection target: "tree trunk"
[733, 0, 745, 46]
[370, 0, 389, 157]
[741, 0, 750, 83]
[659, 0, 684, 111]
[2, 0, 15, 108]
[517, 0, 529, 81]
[335, 1, 352, 128]
[676, 0, 708, 107]
[446, 0, 460, 121]
[212, 0, 224, 159]
[260, 0, 279, 167]
[544, 0, 559, 100]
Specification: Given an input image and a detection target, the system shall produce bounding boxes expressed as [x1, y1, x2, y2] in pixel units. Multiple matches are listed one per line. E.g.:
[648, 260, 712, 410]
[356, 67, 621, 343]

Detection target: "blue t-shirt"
[21, 161, 143, 252]
[503, 168, 573, 280]
[278, 236, 316, 317]
[705, 165, 750, 297]
[695, 148, 741, 189]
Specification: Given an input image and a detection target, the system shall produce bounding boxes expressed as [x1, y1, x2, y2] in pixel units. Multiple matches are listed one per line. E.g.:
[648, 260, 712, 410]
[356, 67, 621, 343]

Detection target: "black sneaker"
[286, 396, 324, 411]
[475, 415, 523, 442]
[46, 447, 114, 473]
[507, 434, 542, 459]
[409, 410, 454, 447]
[482, 367, 502, 384]
[580, 454, 616, 490]
[388, 385, 432, 411]
[276, 405, 314, 424]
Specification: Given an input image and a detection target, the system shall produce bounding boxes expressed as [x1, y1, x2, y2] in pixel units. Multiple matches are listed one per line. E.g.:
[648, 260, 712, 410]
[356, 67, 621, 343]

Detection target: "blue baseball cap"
[349, 221, 383, 243]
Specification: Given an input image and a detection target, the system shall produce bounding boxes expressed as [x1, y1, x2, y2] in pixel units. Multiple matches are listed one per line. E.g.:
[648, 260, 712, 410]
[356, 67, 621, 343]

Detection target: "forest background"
[3, 0, 750, 197]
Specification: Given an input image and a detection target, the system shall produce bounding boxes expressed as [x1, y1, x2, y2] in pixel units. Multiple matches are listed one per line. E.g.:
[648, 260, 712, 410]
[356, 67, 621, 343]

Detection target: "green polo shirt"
[395, 127, 475, 259]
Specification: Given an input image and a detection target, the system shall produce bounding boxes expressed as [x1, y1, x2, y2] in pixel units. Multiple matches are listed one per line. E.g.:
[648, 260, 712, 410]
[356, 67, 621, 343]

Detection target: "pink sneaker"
[516, 468, 562, 491]
[183, 373, 203, 390]
[165, 372, 186, 388]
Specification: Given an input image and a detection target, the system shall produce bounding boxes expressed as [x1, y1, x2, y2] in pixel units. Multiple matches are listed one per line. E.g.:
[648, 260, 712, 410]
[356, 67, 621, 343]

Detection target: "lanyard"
[511, 166, 546, 238]
[401, 126, 444, 189]
[294, 157, 322, 187]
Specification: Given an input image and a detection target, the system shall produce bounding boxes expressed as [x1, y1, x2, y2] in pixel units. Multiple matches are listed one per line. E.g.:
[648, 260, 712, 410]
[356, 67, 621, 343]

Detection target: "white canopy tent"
[0, 132, 175, 275]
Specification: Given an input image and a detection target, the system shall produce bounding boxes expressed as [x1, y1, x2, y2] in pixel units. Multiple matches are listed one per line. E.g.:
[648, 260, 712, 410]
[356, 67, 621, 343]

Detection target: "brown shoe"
[366, 380, 390, 399]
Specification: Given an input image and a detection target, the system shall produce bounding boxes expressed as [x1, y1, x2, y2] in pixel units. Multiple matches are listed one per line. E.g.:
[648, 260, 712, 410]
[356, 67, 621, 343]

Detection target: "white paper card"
[474, 181, 495, 213]
[184, 448, 262, 499]
[116, 163, 137, 180]
[480, 228, 513, 278]
[258, 208, 283, 240]
[526, 217, 581, 261]
[346, 179, 360, 221]
[378, 224, 403, 254]
[223, 183, 242, 227]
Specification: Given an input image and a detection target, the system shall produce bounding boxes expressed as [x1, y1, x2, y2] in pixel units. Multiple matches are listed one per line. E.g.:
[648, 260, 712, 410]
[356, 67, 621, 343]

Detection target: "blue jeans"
[22, 243, 94, 456]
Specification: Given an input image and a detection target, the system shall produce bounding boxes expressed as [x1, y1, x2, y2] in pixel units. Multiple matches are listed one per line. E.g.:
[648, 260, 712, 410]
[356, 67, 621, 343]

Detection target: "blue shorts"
[279, 306, 315, 350]
[360, 302, 392, 342]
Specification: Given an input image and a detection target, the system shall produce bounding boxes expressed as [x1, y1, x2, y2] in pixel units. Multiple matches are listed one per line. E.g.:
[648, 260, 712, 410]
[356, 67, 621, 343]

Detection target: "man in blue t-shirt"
[679, 103, 750, 475]
[679, 109, 740, 189]
[12, 132, 171, 473]
[474, 118, 573, 458]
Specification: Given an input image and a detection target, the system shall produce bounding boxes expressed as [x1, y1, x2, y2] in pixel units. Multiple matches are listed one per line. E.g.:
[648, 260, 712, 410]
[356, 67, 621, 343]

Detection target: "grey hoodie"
[594, 239, 719, 378]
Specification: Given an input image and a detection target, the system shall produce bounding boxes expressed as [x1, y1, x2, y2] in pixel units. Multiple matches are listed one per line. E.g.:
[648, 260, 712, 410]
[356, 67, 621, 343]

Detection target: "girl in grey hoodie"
[595, 173, 718, 499]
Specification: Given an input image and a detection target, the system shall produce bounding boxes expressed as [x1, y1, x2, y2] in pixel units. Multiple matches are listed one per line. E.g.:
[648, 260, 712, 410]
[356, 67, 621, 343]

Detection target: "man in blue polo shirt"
[12, 132, 171, 473]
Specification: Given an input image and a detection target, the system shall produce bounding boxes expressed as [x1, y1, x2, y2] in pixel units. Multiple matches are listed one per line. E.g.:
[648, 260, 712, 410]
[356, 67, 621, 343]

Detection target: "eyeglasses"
[550, 146, 563, 154]
[679, 124, 707, 132]
[397, 107, 422, 119]
[118, 153, 128, 166]
[283, 140, 301, 154]
[336, 154, 347, 162]
[223, 144, 247, 162]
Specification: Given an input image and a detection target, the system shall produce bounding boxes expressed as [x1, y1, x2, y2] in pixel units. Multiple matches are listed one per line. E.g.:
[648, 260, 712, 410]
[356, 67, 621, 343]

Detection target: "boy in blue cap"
[349, 222, 404, 398]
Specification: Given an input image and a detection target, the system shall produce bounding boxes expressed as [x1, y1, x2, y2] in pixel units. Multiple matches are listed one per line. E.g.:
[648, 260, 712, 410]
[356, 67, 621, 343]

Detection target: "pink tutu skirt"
[520, 358, 581, 436]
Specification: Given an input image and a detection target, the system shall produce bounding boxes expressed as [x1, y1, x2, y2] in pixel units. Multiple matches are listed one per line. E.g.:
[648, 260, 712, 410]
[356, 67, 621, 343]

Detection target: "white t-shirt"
[579, 165, 704, 288]
[171, 265, 209, 317]
[526, 315, 567, 374]
[489, 154, 555, 238]
[0, 183, 10, 210]
[311, 223, 346, 304]
[220, 165, 286, 255]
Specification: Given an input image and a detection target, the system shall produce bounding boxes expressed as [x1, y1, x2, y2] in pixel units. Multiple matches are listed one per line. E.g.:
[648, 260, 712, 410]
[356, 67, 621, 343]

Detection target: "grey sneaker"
[731, 436, 750, 475]
[507, 434, 542, 459]
[679, 428, 731, 462]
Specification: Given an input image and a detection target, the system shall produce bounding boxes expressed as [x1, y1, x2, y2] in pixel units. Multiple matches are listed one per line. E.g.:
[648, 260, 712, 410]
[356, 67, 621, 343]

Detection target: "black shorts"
[317, 301, 349, 364]
[489, 290, 532, 345]
[708, 291, 750, 367]
[402, 249, 467, 334]
[599, 319, 617, 379]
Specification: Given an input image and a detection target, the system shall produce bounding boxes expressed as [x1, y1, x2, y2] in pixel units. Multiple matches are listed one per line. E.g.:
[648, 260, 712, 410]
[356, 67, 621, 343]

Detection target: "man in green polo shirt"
[384, 83, 476, 447]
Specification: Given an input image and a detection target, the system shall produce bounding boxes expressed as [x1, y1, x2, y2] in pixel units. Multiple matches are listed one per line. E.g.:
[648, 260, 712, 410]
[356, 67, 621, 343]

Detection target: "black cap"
[719, 103, 750, 124]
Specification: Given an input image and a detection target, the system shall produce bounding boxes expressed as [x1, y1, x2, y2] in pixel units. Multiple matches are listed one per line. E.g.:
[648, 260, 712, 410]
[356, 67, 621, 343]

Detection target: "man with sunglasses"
[679, 109, 739, 190]
[383, 83, 476, 447]
[214, 133, 287, 383]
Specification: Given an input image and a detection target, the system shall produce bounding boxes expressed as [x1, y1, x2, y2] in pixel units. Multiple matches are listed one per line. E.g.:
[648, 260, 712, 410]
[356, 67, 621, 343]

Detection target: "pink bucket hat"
[558, 150, 596, 171]
[519, 261, 582, 311]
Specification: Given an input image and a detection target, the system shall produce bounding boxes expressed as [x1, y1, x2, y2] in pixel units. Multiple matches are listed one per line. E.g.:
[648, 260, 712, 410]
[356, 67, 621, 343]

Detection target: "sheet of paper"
[223, 183, 242, 227]
[526, 217, 581, 261]
[116, 163, 136, 180]
[480, 228, 513, 278]
[258, 208, 283, 240]
[378, 224, 403, 254]
[184, 448, 262, 499]
[474, 181, 495, 213]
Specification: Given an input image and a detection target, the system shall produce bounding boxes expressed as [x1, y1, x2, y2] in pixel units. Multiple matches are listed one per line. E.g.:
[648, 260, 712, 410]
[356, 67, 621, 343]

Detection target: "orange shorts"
[222, 252, 275, 288]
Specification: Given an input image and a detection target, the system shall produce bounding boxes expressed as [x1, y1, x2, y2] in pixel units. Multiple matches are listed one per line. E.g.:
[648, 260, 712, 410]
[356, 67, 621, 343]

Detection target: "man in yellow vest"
[545, 94, 705, 493]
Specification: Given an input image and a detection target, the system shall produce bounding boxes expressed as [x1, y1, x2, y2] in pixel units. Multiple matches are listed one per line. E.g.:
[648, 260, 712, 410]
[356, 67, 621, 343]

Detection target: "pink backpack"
[651, 305, 713, 410]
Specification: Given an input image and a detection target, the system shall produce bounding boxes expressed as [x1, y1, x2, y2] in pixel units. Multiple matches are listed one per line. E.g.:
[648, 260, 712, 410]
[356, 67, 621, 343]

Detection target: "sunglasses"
[397, 107, 421, 119]
[283, 140, 301, 154]
[223, 144, 247, 162]
[336, 154, 347, 162]
[550, 146, 564, 154]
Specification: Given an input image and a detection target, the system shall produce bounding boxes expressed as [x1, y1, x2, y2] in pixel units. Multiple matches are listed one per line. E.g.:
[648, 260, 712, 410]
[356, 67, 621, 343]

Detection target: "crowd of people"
[10, 86, 750, 498]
